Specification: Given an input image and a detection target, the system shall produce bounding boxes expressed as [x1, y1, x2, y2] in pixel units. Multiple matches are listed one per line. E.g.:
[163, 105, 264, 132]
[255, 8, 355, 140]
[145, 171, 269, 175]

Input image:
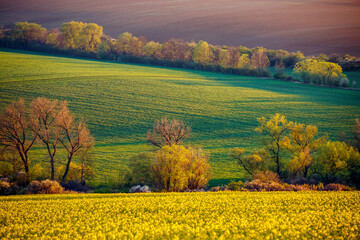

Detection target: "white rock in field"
[130, 185, 151, 193]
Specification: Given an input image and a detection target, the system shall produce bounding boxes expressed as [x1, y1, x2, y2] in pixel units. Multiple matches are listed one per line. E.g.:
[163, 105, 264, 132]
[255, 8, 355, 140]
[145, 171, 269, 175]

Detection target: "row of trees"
[0, 98, 94, 184]
[0, 21, 308, 76]
[2, 21, 358, 87]
[230, 114, 360, 188]
[293, 59, 350, 87]
[1, 99, 359, 191]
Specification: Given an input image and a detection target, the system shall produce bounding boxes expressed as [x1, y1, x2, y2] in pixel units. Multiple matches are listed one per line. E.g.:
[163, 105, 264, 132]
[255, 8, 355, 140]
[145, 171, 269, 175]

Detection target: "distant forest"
[1, 21, 360, 78]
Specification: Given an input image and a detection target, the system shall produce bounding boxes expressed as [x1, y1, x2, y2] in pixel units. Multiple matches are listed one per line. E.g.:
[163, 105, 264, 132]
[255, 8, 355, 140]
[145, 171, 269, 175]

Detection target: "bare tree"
[30, 97, 67, 180]
[147, 117, 191, 148]
[251, 48, 270, 72]
[58, 107, 94, 184]
[0, 99, 37, 176]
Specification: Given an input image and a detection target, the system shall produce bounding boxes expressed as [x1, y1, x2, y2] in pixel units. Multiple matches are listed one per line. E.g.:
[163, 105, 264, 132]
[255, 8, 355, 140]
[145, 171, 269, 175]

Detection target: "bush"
[284, 76, 294, 82]
[26, 179, 64, 194]
[274, 72, 286, 80]
[61, 180, 90, 193]
[340, 78, 350, 88]
[210, 185, 230, 192]
[253, 171, 280, 183]
[0, 180, 10, 195]
[324, 183, 352, 191]
[228, 180, 244, 191]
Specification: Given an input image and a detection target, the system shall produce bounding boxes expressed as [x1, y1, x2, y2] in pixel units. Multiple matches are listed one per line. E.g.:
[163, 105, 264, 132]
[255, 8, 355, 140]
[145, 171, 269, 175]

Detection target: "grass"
[1, 48, 360, 185]
[1, 191, 359, 239]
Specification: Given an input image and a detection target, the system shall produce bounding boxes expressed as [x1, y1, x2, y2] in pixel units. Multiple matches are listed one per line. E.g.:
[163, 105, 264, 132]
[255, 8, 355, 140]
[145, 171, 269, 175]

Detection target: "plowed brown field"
[1, 0, 360, 55]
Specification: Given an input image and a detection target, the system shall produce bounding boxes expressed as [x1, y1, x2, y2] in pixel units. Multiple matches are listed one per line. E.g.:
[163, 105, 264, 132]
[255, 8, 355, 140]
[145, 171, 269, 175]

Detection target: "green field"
[0, 191, 359, 239]
[1, 49, 360, 184]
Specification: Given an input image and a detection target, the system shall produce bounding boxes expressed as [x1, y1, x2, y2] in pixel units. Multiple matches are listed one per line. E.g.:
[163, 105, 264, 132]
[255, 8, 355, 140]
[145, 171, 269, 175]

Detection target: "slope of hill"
[1, 48, 360, 185]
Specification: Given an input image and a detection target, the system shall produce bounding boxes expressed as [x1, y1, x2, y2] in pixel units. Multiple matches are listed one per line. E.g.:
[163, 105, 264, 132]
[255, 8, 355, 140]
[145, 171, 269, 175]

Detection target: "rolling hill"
[1, 48, 360, 185]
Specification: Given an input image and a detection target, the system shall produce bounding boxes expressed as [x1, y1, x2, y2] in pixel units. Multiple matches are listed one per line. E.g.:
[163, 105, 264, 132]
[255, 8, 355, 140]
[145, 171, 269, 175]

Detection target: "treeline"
[0, 21, 315, 77]
[1, 21, 359, 86]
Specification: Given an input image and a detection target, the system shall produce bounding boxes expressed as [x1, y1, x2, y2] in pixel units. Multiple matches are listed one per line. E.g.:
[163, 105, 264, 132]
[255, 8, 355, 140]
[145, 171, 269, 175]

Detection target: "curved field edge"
[0, 48, 360, 184]
[0, 191, 359, 239]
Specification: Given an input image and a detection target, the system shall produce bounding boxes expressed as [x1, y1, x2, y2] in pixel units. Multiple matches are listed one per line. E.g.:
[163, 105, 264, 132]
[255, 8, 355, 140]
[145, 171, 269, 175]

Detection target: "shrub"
[324, 183, 352, 191]
[274, 72, 286, 80]
[0, 180, 10, 195]
[228, 180, 244, 191]
[210, 185, 230, 192]
[253, 171, 280, 183]
[284, 76, 294, 82]
[61, 180, 90, 193]
[26, 179, 64, 194]
[317, 182, 324, 191]
[340, 78, 349, 88]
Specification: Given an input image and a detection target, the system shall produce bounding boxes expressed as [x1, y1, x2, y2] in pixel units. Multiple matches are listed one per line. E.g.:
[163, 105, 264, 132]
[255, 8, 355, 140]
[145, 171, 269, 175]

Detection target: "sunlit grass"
[1, 49, 360, 184]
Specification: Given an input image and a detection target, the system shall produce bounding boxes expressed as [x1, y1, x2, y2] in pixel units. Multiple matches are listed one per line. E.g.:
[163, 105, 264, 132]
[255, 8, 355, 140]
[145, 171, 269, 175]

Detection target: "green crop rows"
[1, 49, 360, 184]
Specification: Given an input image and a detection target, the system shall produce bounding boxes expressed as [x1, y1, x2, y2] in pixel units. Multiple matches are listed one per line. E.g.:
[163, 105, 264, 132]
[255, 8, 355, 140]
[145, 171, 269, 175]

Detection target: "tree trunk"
[46, 144, 56, 180]
[61, 153, 73, 184]
[304, 166, 309, 178]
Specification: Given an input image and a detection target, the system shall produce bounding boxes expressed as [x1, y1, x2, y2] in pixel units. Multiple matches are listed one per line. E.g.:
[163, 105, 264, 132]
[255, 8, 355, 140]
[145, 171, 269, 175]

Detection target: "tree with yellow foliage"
[294, 59, 346, 86]
[152, 145, 211, 191]
[255, 113, 292, 176]
[60, 21, 85, 49]
[192, 40, 213, 65]
[229, 148, 270, 176]
[282, 123, 327, 177]
[10, 21, 46, 46]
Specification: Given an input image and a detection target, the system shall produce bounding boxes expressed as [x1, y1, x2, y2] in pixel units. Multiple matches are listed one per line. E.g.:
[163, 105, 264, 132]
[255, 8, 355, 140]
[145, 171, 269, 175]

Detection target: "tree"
[187, 147, 211, 190]
[147, 117, 191, 148]
[57, 150, 94, 184]
[60, 21, 85, 49]
[192, 40, 213, 65]
[30, 97, 67, 180]
[352, 118, 360, 152]
[255, 113, 292, 176]
[78, 23, 103, 52]
[116, 32, 143, 56]
[160, 39, 190, 62]
[152, 145, 190, 191]
[77, 148, 95, 183]
[0, 99, 37, 176]
[282, 123, 327, 177]
[229, 148, 270, 176]
[236, 53, 251, 69]
[151, 145, 211, 191]
[57, 106, 94, 183]
[218, 49, 231, 68]
[45, 33, 58, 46]
[314, 141, 360, 183]
[251, 48, 270, 71]
[10, 21, 46, 46]
[293, 59, 345, 86]
[142, 41, 161, 60]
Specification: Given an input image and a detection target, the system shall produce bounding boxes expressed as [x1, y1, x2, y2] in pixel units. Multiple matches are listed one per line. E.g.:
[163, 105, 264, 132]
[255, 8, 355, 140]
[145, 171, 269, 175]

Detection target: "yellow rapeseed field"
[0, 191, 359, 239]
